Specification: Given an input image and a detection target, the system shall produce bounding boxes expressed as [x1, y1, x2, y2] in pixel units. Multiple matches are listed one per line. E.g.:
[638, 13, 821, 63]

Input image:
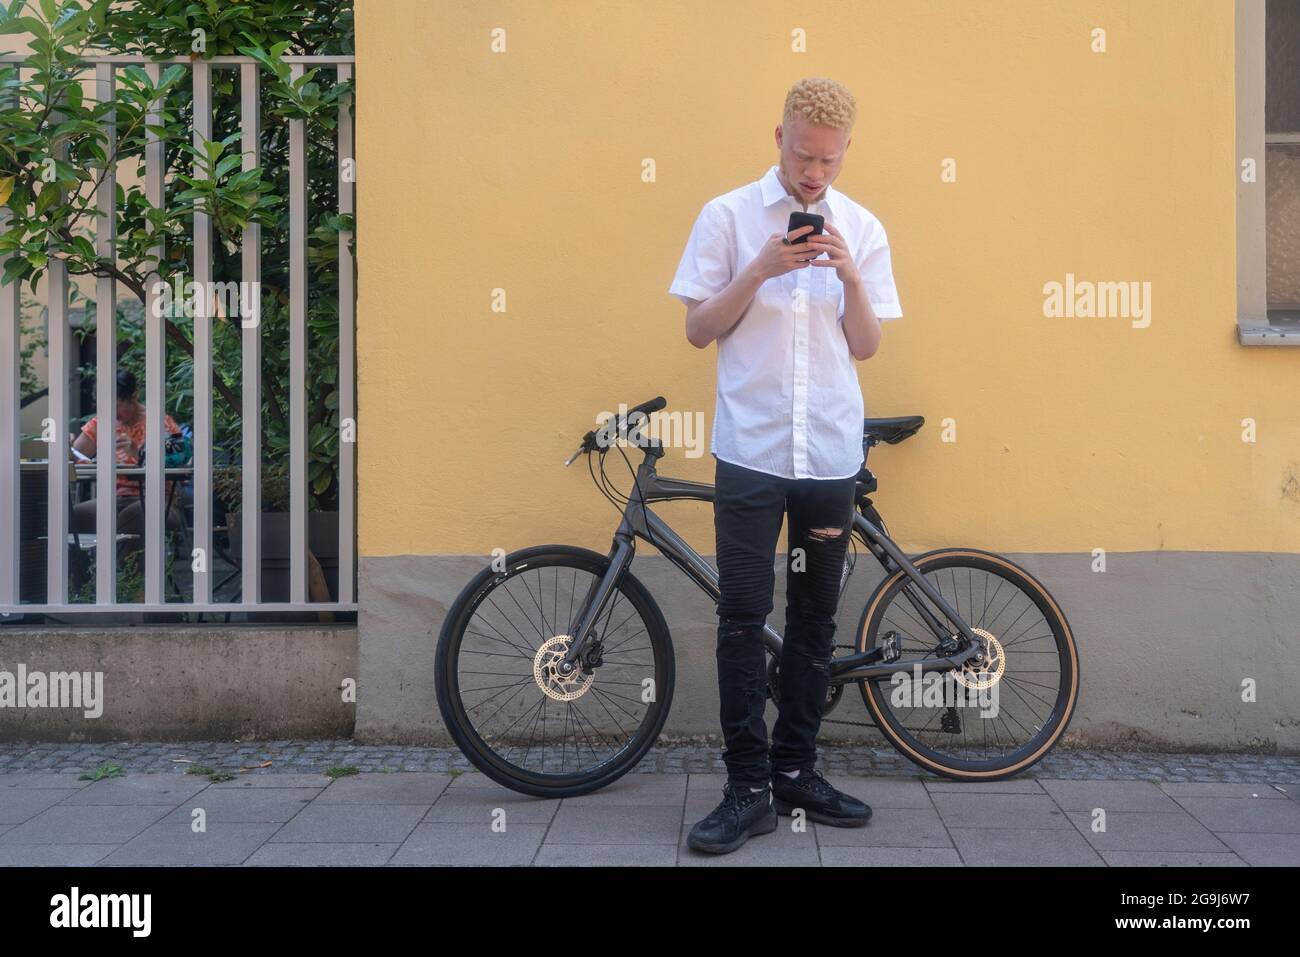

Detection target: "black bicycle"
[435, 397, 1080, 797]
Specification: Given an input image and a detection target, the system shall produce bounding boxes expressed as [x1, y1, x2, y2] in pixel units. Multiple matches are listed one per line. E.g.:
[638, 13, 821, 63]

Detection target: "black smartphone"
[786, 210, 824, 244]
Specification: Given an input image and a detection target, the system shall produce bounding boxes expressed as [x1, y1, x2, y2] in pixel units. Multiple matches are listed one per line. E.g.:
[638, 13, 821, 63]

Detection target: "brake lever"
[564, 430, 597, 467]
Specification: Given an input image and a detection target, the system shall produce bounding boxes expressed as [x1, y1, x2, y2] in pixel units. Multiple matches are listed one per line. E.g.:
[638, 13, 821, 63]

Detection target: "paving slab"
[100, 821, 280, 866]
[535, 843, 679, 866]
[1064, 810, 1232, 853]
[810, 807, 953, 849]
[1213, 831, 1300, 866]
[211, 773, 332, 790]
[1171, 796, 1300, 834]
[444, 772, 510, 790]
[546, 803, 682, 845]
[0, 788, 75, 825]
[423, 788, 559, 825]
[0, 803, 171, 845]
[1038, 778, 1185, 813]
[561, 774, 687, 806]
[930, 792, 1073, 829]
[1099, 850, 1249, 866]
[0, 772, 90, 790]
[159, 787, 320, 824]
[820, 846, 964, 866]
[1160, 782, 1291, 799]
[314, 772, 452, 805]
[60, 775, 209, 806]
[389, 822, 547, 865]
[0, 844, 118, 866]
[271, 804, 429, 844]
[949, 827, 1105, 866]
[243, 842, 400, 866]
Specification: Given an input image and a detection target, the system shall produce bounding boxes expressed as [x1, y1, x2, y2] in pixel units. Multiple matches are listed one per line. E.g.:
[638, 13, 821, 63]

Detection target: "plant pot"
[18, 468, 48, 604]
[227, 510, 340, 607]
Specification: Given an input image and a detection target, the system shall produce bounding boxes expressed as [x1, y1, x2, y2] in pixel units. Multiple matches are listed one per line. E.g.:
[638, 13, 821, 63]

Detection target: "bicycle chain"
[821, 717, 878, 729]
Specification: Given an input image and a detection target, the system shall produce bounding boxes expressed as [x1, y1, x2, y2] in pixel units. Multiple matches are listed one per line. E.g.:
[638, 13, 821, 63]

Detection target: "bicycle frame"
[559, 442, 983, 683]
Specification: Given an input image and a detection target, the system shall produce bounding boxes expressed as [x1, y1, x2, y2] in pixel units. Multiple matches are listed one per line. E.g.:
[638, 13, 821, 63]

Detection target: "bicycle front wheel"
[435, 545, 675, 797]
[855, 548, 1080, 780]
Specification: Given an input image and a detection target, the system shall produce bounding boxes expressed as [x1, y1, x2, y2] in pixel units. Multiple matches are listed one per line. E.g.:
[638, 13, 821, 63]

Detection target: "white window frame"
[1237, 0, 1300, 345]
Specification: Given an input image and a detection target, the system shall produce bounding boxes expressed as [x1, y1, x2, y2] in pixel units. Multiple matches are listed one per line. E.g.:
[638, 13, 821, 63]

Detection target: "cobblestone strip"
[0, 741, 1297, 783]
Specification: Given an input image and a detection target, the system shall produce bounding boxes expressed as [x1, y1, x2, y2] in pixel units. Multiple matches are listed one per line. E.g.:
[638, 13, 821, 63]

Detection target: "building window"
[1238, 0, 1300, 343]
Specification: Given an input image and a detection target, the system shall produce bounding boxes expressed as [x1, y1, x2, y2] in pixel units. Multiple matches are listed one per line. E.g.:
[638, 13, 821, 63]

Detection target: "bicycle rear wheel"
[855, 548, 1079, 780]
[435, 545, 675, 797]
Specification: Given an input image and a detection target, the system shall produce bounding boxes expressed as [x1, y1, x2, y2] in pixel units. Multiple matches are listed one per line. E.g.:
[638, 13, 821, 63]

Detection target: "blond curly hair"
[782, 77, 857, 132]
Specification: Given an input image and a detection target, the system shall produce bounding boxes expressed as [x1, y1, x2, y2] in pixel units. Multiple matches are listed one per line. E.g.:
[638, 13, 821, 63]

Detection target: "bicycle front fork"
[556, 534, 637, 677]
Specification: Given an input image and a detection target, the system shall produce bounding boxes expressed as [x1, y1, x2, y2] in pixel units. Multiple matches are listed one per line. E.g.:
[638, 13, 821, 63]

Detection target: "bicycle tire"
[855, 547, 1080, 780]
[435, 545, 675, 797]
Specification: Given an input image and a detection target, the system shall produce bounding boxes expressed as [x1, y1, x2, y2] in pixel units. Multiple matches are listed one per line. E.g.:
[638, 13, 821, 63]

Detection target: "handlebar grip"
[627, 396, 666, 420]
[616, 396, 665, 437]
[645, 396, 667, 413]
[582, 397, 668, 454]
[604, 397, 665, 431]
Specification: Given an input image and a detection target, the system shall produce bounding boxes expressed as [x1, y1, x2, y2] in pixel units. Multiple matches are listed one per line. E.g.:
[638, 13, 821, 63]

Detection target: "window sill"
[1237, 309, 1300, 346]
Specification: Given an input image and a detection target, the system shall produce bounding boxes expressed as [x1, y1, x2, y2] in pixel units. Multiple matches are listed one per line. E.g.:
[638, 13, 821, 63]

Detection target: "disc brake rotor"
[533, 635, 595, 702]
[952, 627, 1005, 690]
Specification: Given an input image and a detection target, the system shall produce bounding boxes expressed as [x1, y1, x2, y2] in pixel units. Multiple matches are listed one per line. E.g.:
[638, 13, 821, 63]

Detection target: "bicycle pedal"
[880, 630, 902, 664]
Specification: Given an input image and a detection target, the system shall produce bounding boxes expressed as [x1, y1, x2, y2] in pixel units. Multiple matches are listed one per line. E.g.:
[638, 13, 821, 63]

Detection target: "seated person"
[70, 369, 186, 547]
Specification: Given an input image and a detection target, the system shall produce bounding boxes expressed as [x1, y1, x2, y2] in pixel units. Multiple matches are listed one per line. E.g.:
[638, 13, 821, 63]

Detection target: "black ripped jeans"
[712, 455, 859, 788]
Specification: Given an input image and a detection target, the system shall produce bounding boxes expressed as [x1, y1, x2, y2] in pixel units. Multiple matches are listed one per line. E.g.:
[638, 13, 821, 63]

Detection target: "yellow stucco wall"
[356, 0, 1299, 558]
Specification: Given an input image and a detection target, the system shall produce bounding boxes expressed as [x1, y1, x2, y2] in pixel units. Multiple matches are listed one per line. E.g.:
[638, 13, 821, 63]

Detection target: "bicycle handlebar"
[564, 396, 667, 467]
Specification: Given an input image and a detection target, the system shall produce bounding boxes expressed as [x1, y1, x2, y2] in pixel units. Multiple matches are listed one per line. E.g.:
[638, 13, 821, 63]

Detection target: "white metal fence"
[0, 54, 357, 617]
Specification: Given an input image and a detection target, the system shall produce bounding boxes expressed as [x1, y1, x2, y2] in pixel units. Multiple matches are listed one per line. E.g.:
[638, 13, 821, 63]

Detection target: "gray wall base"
[357, 551, 1300, 753]
[0, 625, 356, 741]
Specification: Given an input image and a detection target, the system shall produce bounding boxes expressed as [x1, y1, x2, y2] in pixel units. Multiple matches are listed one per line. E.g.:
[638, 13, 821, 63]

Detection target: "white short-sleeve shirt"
[669, 164, 903, 480]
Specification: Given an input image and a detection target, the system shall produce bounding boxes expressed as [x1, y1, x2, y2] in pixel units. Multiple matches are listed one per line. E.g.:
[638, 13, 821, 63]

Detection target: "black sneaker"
[771, 768, 872, 827]
[686, 782, 778, 854]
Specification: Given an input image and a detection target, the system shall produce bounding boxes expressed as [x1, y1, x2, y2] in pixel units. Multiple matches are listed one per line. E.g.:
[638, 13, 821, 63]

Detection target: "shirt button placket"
[792, 259, 810, 478]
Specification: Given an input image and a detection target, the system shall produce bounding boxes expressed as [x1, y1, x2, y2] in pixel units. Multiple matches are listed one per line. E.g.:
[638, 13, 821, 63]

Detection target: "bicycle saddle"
[863, 415, 925, 444]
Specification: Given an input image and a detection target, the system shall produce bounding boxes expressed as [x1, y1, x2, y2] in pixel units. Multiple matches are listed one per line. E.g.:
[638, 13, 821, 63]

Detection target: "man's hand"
[804, 222, 859, 284]
[750, 225, 822, 282]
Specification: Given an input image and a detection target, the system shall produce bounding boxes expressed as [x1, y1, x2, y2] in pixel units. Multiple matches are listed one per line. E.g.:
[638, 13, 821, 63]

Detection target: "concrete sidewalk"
[1, 751, 1298, 866]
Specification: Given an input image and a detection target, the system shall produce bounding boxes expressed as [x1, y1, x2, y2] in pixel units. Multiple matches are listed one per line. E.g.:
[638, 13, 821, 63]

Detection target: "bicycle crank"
[533, 635, 595, 702]
[767, 657, 844, 715]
